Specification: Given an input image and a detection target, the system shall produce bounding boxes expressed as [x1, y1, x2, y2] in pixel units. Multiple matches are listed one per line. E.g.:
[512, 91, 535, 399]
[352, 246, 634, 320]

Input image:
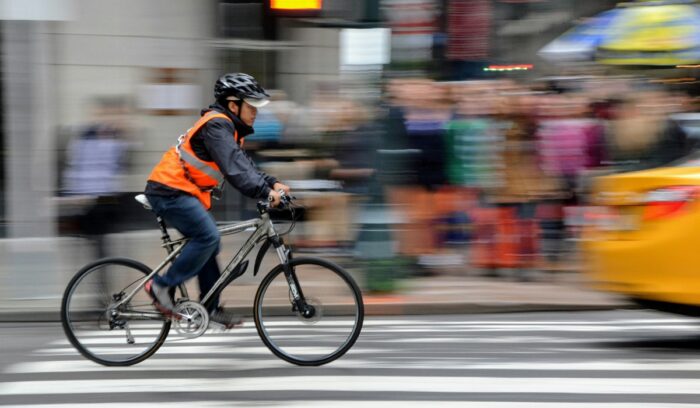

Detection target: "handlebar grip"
[258, 190, 294, 213]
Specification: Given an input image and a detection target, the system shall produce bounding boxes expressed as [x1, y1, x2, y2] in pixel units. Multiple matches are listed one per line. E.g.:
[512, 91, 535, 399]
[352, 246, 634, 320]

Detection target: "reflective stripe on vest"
[177, 148, 225, 186]
[174, 111, 233, 192]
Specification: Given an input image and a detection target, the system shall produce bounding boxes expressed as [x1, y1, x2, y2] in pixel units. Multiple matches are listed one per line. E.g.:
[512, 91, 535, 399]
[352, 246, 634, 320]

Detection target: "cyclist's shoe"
[145, 279, 175, 316]
[209, 307, 244, 330]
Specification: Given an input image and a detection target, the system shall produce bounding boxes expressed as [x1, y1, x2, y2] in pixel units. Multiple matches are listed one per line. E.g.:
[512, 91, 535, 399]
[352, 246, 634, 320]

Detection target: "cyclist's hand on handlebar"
[273, 182, 291, 195]
[267, 189, 282, 208]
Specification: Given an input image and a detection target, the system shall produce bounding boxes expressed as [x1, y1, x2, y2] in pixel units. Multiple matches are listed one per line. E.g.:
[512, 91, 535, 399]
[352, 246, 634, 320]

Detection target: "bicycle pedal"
[207, 321, 228, 332]
[208, 319, 244, 331]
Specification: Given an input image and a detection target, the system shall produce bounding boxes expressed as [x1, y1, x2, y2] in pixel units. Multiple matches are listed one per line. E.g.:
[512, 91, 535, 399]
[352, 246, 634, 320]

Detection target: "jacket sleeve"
[200, 119, 272, 199]
[262, 170, 278, 187]
[241, 152, 279, 187]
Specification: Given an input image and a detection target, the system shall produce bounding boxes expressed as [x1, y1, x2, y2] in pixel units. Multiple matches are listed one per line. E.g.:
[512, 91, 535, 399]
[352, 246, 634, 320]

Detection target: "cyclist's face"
[240, 102, 257, 126]
[229, 101, 257, 126]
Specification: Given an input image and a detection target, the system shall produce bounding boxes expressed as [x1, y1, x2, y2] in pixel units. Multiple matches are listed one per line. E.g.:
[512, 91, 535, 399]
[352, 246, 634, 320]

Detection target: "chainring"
[172, 301, 209, 339]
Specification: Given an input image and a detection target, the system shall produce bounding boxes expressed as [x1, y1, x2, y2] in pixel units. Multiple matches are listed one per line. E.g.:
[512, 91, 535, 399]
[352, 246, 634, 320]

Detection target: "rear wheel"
[254, 257, 364, 366]
[61, 257, 170, 366]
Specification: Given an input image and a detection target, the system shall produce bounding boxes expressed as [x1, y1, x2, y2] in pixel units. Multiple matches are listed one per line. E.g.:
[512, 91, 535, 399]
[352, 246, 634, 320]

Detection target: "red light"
[271, 0, 322, 10]
[643, 201, 688, 221]
[642, 186, 700, 221]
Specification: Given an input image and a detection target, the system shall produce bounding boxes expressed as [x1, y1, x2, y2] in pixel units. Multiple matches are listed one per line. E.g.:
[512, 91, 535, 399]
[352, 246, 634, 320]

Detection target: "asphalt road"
[1, 310, 700, 407]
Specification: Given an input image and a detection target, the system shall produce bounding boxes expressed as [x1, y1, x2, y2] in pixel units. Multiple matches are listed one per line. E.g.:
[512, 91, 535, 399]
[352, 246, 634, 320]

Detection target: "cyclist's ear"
[227, 101, 240, 115]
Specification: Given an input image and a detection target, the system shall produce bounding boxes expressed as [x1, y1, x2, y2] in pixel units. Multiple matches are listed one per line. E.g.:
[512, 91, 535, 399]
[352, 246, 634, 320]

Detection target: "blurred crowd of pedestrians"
[55, 77, 699, 283]
[257, 76, 697, 281]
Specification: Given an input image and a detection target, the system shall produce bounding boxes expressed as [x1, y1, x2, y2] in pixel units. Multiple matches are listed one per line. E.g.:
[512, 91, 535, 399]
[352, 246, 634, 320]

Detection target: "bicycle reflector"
[642, 186, 700, 221]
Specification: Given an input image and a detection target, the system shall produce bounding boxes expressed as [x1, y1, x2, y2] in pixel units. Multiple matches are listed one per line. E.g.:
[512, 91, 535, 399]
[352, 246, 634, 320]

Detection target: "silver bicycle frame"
[113, 211, 287, 312]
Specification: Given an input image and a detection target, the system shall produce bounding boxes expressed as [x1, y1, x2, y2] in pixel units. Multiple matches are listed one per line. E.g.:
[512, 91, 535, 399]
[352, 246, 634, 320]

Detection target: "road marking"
[34, 346, 383, 356]
[53, 334, 626, 348]
[2, 403, 700, 408]
[5, 315, 699, 406]
[52, 332, 356, 346]
[3, 376, 700, 395]
[360, 325, 699, 332]
[7, 359, 286, 373]
[56, 319, 698, 340]
[10, 358, 700, 374]
[366, 318, 697, 325]
[3, 403, 700, 408]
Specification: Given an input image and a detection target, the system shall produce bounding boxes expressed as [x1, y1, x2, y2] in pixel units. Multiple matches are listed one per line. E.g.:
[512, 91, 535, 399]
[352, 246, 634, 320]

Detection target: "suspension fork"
[271, 236, 311, 316]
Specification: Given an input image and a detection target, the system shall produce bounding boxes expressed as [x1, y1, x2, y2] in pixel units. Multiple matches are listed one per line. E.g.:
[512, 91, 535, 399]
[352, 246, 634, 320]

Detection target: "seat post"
[157, 216, 174, 253]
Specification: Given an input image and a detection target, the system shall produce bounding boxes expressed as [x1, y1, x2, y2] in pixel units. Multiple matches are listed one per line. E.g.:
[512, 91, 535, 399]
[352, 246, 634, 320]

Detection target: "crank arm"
[124, 322, 135, 345]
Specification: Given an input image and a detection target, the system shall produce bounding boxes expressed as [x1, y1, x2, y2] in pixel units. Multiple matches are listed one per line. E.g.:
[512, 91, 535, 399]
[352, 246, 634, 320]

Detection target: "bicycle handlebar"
[257, 190, 296, 212]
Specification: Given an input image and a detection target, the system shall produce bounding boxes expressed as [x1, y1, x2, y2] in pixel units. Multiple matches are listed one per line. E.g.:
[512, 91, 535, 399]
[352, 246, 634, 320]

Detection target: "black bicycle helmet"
[214, 73, 270, 107]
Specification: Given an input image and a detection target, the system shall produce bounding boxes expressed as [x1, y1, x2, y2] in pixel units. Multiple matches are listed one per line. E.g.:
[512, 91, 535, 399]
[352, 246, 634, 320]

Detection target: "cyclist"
[144, 73, 290, 328]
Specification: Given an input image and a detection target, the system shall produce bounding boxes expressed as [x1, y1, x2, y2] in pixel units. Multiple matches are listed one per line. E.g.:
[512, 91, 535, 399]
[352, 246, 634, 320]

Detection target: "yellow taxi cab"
[583, 154, 700, 316]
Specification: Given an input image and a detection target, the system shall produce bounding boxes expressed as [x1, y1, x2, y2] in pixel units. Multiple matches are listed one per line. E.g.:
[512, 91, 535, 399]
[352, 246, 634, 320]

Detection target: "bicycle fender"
[254, 239, 272, 276]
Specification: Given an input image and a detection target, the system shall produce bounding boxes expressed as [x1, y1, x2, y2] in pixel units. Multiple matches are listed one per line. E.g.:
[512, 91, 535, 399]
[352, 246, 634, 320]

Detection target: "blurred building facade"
[0, 0, 627, 239]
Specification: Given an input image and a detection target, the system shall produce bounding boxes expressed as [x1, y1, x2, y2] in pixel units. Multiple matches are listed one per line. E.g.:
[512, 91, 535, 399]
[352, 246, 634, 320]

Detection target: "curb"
[364, 302, 635, 316]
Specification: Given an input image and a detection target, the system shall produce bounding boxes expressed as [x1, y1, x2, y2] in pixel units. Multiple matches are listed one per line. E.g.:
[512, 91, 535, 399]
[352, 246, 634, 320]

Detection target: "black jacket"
[602, 120, 695, 172]
[146, 103, 276, 199]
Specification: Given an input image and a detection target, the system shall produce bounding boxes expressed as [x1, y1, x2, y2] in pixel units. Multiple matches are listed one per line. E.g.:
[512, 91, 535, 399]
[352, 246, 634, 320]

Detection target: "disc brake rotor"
[296, 296, 323, 325]
[173, 301, 209, 338]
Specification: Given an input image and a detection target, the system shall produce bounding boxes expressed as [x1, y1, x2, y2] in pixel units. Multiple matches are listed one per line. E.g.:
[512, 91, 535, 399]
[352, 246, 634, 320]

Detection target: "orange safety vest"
[148, 111, 241, 209]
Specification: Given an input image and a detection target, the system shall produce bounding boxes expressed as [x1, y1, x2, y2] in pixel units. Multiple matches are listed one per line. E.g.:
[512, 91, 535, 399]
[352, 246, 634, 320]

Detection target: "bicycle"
[61, 193, 364, 367]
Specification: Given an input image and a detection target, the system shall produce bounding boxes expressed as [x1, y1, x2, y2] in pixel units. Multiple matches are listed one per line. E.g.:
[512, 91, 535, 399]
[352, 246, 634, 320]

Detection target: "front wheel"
[254, 257, 364, 366]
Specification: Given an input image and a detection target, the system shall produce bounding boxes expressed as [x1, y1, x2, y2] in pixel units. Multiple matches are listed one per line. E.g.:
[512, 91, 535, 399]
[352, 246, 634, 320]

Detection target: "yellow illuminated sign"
[483, 64, 533, 72]
[271, 0, 322, 10]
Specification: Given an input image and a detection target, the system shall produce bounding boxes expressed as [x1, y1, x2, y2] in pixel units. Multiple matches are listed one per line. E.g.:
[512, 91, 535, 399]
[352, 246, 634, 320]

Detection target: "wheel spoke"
[61, 258, 171, 366]
[255, 258, 364, 366]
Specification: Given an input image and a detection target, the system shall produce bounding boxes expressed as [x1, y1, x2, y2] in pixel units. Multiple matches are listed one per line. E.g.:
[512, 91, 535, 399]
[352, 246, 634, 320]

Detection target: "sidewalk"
[361, 273, 630, 315]
[0, 231, 631, 322]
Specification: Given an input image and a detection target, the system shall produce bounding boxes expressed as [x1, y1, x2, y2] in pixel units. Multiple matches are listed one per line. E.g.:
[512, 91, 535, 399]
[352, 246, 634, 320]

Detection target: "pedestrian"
[487, 94, 560, 281]
[603, 91, 694, 172]
[61, 96, 131, 259]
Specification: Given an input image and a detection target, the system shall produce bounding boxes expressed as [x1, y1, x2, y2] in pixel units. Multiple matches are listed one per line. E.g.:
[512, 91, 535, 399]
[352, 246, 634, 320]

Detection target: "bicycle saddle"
[134, 194, 152, 210]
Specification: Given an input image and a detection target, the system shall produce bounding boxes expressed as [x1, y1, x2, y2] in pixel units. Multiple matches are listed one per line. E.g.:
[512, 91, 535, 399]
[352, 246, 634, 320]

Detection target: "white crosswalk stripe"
[4, 376, 700, 395]
[3, 314, 700, 406]
[3, 403, 700, 408]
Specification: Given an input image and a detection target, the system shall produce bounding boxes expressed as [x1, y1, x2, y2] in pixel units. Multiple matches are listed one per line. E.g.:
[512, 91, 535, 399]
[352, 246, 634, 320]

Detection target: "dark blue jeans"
[146, 194, 221, 311]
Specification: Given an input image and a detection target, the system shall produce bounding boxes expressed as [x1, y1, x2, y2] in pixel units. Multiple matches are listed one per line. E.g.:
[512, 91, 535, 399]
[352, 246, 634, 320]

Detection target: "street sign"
[0, 0, 74, 20]
[340, 28, 391, 66]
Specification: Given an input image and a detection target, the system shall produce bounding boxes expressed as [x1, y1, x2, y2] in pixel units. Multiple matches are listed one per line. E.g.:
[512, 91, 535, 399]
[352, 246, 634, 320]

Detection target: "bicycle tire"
[254, 257, 364, 366]
[61, 257, 171, 366]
